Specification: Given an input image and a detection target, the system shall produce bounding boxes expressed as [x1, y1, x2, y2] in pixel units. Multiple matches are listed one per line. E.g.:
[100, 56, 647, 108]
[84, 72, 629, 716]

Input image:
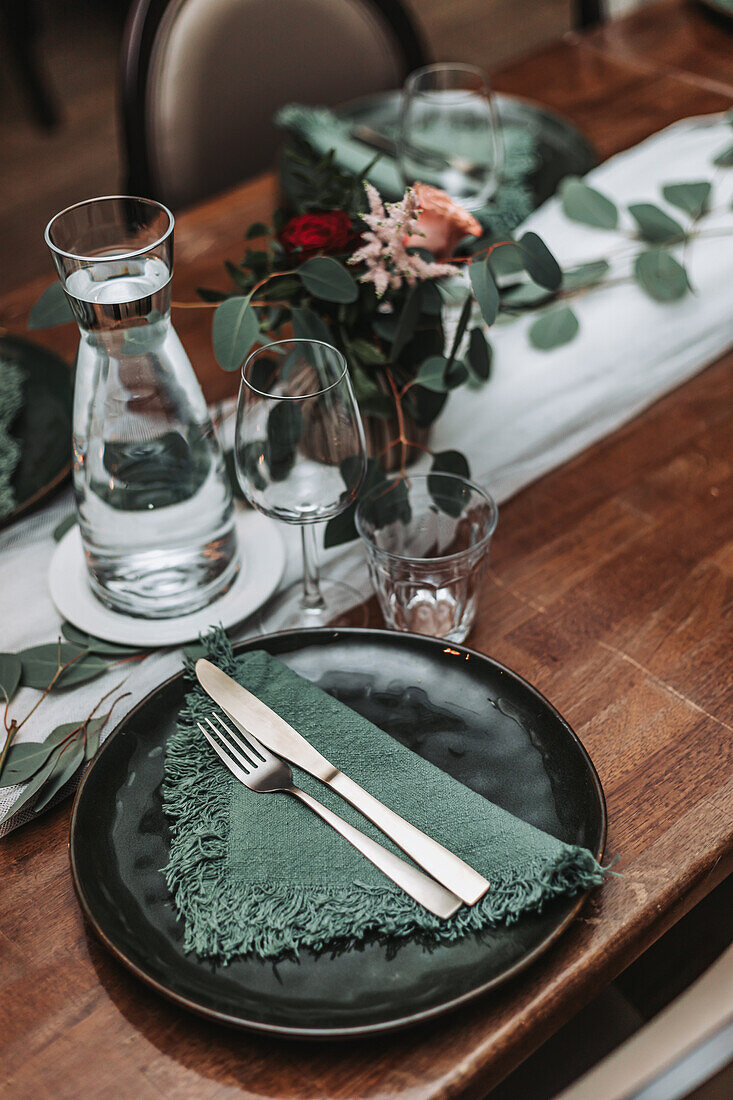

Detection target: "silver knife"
[195, 660, 490, 906]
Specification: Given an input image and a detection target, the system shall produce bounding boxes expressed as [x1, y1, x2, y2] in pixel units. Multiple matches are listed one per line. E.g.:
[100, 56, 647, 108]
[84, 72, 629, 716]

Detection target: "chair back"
[122, 0, 427, 208]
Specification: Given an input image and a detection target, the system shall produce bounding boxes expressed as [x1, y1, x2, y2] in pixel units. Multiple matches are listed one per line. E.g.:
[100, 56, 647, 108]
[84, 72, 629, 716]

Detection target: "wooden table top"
[1, 3, 732, 1097]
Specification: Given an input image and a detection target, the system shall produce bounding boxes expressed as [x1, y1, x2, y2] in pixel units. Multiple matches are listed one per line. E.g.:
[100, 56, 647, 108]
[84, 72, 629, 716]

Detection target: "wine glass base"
[256, 579, 369, 633]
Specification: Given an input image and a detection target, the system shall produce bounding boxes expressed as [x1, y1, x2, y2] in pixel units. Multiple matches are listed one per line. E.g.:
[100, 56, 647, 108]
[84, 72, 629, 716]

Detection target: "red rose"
[279, 211, 354, 258]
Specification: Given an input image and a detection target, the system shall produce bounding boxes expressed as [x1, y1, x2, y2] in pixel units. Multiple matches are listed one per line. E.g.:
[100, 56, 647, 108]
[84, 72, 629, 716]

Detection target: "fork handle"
[289, 786, 462, 920]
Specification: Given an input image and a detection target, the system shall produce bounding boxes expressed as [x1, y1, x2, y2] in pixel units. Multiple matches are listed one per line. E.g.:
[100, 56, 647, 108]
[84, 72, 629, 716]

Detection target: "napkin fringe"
[164, 630, 604, 963]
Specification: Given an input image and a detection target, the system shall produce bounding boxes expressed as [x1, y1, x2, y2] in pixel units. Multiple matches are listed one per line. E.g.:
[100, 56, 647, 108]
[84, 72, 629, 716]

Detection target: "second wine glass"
[398, 63, 503, 212]
[235, 339, 367, 629]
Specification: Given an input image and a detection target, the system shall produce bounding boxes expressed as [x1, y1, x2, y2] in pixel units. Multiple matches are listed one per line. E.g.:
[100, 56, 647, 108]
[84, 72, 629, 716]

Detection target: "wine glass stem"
[300, 524, 325, 611]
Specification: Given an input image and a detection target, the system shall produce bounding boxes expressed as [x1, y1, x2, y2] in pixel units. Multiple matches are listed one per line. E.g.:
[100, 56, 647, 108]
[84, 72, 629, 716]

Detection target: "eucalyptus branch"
[385, 368, 410, 477]
[12, 646, 90, 738]
[0, 707, 17, 779]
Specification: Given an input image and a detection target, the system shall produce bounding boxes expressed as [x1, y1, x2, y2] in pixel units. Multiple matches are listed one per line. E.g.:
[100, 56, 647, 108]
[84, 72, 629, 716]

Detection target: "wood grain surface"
[1, 4, 732, 1097]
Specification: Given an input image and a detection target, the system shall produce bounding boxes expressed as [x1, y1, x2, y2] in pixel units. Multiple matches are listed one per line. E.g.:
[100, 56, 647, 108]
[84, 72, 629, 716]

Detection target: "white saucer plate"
[49, 510, 286, 647]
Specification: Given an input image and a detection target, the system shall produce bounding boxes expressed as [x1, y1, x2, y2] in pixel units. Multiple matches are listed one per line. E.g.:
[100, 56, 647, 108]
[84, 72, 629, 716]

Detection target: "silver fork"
[198, 713, 462, 920]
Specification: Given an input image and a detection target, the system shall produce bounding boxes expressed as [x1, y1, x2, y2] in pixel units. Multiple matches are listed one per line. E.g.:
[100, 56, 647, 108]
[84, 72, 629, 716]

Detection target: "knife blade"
[195, 659, 490, 906]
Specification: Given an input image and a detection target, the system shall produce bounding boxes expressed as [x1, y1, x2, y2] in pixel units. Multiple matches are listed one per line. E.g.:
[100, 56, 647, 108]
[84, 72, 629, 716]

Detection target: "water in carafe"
[48, 198, 239, 618]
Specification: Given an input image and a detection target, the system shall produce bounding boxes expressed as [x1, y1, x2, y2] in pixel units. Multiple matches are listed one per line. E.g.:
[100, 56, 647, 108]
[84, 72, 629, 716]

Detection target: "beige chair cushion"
[146, 0, 406, 209]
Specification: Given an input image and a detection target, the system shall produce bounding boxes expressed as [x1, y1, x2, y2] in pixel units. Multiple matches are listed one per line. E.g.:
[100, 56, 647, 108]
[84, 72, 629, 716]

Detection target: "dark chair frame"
[121, 0, 429, 203]
[575, 1, 605, 30]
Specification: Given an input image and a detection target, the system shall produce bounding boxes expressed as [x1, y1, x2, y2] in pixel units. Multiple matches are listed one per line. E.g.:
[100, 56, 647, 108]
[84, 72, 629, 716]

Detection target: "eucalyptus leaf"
[246, 222, 269, 239]
[628, 203, 685, 243]
[83, 716, 108, 761]
[368, 478, 412, 529]
[466, 328, 492, 382]
[373, 315, 399, 343]
[237, 440, 268, 492]
[430, 450, 470, 478]
[385, 288, 420, 365]
[713, 143, 733, 168]
[517, 232, 562, 291]
[197, 287, 229, 303]
[469, 260, 499, 326]
[444, 360, 468, 389]
[0, 721, 78, 787]
[28, 282, 74, 329]
[446, 295, 472, 369]
[634, 249, 689, 301]
[0, 748, 61, 825]
[0, 653, 22, 703]
[33, 738, 85, 813]
[323, 458, 386, 548]
[528, 306, 580, 351]
[403, 384, 448, 429]
[661, 182, 711, 219]
[560, 177, 619, 230]
[414, 357, 449, 392]
[266, 402, 303, 481]
[261, 273, 302, 298]
[322, 504, 360, 549]
[224, 260, 254, 294]
[20, 643, 82, 688]
[222, 449, 244, 500]
[83, 709, 116, 759]
[348, 361, 382, 404]
[19, 643, 108, 690]
[212, 295, 259, 371]
[0, 741, 54, 787]
[53, 514, 76, 542]
[487, 242, 524, 280]
[562, 260, 610, 290]
[420, 281, 443, 316]
[428, 452, 471, 518]
[391, 287, 421, 362]
[52, 653, 110, 689]
[501, 281, 554, 308]
[349, 337, 386, 365]
[298, 256, 358, 303]
[60, 622, 148, 657]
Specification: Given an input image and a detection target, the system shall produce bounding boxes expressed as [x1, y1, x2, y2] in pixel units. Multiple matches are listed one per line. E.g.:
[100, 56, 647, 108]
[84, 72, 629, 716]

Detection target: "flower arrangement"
[198, 150, 562, 542]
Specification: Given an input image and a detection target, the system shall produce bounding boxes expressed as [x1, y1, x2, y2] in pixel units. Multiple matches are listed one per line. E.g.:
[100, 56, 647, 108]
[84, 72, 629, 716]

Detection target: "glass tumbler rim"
[404, 61, 490, 97]
[355, 472, 498, 566]
[44, 195, 175, 263]
[241, 338, 349, 400]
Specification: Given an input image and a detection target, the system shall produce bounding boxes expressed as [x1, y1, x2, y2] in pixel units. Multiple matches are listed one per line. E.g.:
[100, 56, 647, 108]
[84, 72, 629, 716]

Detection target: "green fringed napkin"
[276, 103, 539, 235]
[0, 356, 26, 519]
[163, 632, 604, 963]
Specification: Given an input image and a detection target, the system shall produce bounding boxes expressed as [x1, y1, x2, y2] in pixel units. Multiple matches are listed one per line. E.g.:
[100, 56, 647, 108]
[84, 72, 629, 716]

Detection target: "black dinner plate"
[0, 334, 72, 530]
[335, 91, 598, 208]
[70, 628, 606, 1038]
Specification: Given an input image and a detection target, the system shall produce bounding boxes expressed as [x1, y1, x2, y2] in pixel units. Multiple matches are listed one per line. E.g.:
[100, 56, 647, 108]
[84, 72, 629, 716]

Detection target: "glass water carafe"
[45, 196, 239, 618]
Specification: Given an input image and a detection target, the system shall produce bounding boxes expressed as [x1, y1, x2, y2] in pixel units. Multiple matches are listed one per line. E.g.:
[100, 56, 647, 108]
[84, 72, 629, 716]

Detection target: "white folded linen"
[432, 113, 733, 496]
[1, 112, 731, 834]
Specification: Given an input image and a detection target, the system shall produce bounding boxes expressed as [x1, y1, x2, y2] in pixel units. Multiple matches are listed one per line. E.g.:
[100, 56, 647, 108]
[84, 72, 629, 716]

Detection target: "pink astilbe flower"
[348, 183, 460, 298]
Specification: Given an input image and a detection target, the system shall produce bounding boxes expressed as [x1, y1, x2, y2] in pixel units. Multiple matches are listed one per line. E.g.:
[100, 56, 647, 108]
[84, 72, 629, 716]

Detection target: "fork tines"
[198, 713, 268, 773]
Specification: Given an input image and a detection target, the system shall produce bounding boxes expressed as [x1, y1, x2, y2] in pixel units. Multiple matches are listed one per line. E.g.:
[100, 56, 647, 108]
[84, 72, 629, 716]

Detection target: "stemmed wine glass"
[398, 63, 503, 212]
[235, 339, 367, 629]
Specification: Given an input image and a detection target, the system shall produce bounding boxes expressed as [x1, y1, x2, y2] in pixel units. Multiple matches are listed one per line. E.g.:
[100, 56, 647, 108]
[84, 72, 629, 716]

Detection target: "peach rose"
[404, 184, 482, 259]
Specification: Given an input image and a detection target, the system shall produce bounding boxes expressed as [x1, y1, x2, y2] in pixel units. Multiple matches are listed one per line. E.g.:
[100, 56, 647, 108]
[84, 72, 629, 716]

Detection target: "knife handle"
[327, 771, 490, 906]
[289, 786, 462, 920]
